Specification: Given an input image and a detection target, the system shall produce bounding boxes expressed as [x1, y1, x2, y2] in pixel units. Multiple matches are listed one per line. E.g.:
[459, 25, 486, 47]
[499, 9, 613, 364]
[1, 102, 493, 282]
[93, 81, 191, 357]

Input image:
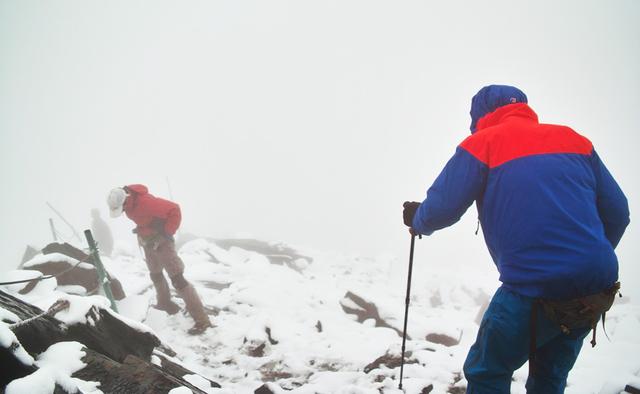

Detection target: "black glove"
[403, 201, 420, 227]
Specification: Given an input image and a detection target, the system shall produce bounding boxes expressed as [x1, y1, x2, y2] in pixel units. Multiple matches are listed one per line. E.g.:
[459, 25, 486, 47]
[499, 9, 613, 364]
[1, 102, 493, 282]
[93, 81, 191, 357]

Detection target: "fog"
[1, 1, 638, 298]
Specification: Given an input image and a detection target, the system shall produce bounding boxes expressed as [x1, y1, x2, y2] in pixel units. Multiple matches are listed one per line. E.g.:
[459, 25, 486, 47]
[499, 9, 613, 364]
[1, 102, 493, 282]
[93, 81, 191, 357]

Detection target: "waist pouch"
[539, 281, 621, 337]
[529, 282, 621, 375]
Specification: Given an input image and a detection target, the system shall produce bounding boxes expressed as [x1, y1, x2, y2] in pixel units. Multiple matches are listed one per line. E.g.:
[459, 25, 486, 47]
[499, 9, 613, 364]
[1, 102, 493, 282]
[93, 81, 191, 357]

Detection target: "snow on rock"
[1, 305, 20, 323]
[168, 387, 194, 394]
[4, 369, 56, 394]
[43, 294, 112, 326]
[0, 269, 56, 295]
[1, 322, 35, 366]
[23, 252, 94, 270]
[4, 340, 101, 394]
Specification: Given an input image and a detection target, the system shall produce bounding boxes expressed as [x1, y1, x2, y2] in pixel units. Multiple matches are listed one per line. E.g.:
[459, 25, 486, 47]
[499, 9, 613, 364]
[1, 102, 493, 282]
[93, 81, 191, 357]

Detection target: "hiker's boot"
[188, 321, 213, 335]
[177, 283, 212, 335]
[154, 299, 181, 315]
[150, 272, 180, 315]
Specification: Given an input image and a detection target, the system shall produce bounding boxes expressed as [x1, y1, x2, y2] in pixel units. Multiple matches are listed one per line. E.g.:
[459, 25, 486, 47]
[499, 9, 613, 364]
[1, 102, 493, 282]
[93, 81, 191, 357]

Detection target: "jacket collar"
[475, 103, 538, 133]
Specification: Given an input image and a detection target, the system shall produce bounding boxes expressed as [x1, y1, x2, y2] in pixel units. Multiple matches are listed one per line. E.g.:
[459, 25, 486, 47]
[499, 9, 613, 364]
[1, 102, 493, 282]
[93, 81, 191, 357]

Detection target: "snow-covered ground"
[3, 238, 640, 393]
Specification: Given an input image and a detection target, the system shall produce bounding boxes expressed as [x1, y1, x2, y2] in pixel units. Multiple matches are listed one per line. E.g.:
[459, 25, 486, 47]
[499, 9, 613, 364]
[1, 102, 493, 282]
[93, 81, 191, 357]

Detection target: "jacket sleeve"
[412, 146, 488, 235]
[148, 197, 182, 236]
[591, 150, 630, 248]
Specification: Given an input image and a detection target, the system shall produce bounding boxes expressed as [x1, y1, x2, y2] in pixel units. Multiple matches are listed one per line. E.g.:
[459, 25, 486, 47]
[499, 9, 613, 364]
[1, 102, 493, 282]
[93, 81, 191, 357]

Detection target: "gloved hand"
[403, 201, 421, 227]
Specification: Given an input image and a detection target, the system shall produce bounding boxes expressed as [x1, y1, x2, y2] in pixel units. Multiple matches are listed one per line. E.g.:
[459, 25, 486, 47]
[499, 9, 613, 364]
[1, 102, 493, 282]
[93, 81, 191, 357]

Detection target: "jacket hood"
[124, 184, 149, 195]
[474, 103, 538, 132]
[470, 85, 528, 133]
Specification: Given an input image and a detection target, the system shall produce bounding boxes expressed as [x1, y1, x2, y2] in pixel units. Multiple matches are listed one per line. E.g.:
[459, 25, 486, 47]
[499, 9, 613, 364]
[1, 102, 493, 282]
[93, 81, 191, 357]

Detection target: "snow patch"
[168, 387, 193, 394]
[0, 305, 20, 323]
[5, 341, 102, 394]
[23, 253, 93, 270]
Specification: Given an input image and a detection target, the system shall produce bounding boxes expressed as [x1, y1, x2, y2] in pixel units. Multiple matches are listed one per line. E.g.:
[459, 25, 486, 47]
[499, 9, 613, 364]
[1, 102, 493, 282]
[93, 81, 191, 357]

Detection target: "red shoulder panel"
[460, 122, 592, 169]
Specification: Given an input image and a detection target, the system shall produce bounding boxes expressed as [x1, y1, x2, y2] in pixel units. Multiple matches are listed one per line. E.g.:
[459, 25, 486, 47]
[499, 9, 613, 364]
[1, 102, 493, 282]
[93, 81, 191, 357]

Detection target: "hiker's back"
[468, 114, 618, 300]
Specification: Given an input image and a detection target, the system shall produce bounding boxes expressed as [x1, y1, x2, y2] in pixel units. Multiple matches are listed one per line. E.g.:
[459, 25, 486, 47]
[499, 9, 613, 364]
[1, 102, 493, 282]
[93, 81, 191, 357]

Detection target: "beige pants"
[142, 237, 211, 327]
[142, 237, 185, 277]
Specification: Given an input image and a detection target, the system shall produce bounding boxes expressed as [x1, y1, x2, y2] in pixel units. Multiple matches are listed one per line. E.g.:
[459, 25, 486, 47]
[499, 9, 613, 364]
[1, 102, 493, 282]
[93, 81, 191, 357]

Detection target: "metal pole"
[49, 218, 58, 241]
[84, 229, 118, 312]
[399, 233, 417, 390]
[46, 202, 83, 242]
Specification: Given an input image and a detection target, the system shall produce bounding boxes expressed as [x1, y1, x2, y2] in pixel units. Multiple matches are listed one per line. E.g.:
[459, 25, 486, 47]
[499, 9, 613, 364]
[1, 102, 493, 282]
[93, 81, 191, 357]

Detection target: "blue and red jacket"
[412, 103, 630, 299]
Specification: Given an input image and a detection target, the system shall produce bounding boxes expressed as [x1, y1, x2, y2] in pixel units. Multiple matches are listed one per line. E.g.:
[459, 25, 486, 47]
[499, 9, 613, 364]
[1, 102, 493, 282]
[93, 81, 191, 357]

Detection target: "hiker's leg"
[143, 244, 173, 307]
[157, 239, 211, 329]
[464, 287, 531, 393]
[525, 327, 589, 394]
[464, 287, 560, 394]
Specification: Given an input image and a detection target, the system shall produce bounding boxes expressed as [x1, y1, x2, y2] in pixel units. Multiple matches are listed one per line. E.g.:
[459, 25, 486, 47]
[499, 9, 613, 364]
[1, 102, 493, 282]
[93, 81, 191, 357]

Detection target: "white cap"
[107, 188, 127, 218]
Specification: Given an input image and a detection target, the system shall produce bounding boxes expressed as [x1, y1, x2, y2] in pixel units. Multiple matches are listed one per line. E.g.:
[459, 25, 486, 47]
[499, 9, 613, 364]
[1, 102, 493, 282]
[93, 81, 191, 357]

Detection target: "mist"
[1, 1, 638, 298]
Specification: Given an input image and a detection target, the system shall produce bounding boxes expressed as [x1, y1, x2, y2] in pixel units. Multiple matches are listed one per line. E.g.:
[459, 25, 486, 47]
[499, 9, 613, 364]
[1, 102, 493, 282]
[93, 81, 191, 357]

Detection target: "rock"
[73, 350, 209, 393]
[24, 242, 126, 300]
[421, 384, 434, 393]
[340, 291, 404, 337]
[1, 289, 221, 391]
[154, 351, 220, 389]
[255, 383, 278, 394]
[1, 289, 157, 362]
[0, 341, 36, 387]
[364, 351, 417, 373]
[425, 333, 459, 347]
[212, 238, 312, 272]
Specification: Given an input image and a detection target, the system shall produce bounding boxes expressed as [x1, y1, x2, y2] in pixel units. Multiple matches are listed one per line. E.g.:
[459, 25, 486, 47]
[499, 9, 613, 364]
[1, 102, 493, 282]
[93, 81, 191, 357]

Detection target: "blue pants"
[464, 286, 590, 394]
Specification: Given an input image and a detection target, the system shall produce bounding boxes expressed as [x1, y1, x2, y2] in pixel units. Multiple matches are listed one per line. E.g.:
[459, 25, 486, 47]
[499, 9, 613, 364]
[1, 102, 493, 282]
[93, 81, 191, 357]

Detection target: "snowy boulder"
[0, 289, 220, 393]
[19, 242, 126, 300]
[0, 321, 36, 387]
[211, 238, 312, 272]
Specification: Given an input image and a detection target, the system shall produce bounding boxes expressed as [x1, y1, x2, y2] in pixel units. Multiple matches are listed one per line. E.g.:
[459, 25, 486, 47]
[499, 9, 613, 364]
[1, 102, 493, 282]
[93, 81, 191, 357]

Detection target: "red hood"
[475, 103, 539, 132]
[125, 184, 148, 196]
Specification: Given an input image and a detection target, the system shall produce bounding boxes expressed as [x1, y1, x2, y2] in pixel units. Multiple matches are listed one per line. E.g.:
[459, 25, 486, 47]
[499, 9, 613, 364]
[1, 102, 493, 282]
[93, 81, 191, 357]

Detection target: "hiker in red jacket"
[107, 184, 212, 335]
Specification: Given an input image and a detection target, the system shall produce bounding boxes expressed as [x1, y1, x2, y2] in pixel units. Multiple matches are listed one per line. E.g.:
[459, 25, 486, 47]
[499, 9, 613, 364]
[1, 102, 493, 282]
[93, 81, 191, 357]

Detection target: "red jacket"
[123, 184, 181, 237]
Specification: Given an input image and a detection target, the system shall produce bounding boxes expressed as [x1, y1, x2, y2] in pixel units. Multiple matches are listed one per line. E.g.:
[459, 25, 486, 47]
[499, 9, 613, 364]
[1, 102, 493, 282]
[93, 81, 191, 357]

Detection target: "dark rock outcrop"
[27, 242, 126, 299]
[1, 289, 220, 392]
[340, 291, 404, 337]
[73, 351, 210, 393]
[212, 238, 312, 271]
[0, 343, 36, 387]
[1, 290, 157, 361]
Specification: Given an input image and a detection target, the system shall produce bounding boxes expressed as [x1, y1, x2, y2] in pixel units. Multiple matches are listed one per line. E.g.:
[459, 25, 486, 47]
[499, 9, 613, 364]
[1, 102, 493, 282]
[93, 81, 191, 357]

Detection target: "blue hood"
[470, 85, 528, 133]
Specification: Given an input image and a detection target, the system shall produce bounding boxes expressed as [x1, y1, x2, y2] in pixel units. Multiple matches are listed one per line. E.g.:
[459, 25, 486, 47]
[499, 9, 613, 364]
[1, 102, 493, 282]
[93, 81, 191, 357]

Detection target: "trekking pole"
[399, 233, 418, 390]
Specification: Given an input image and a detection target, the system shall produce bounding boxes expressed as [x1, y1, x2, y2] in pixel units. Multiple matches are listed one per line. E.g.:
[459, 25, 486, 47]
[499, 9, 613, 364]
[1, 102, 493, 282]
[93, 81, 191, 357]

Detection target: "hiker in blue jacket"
[403, 85, 629, 393]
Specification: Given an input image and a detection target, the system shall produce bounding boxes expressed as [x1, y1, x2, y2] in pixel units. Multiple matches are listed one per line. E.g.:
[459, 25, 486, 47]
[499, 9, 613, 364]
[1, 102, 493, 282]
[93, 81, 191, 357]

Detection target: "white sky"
[1, 1, 638, 297]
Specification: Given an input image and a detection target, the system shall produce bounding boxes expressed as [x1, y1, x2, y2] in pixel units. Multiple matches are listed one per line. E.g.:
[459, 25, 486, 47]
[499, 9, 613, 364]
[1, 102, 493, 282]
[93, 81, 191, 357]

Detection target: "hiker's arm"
[412, 146, 487, 235]
[591, 150, 630, 248]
